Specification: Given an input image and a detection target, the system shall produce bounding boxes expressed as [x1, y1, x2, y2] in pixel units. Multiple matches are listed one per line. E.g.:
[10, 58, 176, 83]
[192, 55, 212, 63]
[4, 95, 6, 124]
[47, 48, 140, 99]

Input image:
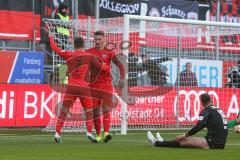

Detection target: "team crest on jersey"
[102, 54, 108, 59]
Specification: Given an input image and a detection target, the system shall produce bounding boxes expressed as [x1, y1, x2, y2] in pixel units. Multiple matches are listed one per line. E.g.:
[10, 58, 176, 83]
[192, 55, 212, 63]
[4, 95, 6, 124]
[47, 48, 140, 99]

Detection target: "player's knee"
[179, 139, 188, 146]
[93, 108, 101, 117]
[102, 106, 111, 113]
[61, 106, 70, 113]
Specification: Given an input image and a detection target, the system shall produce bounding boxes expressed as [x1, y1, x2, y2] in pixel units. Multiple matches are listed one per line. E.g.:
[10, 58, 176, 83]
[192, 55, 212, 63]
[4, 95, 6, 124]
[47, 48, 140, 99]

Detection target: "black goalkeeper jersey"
[187, 105, 228, 144]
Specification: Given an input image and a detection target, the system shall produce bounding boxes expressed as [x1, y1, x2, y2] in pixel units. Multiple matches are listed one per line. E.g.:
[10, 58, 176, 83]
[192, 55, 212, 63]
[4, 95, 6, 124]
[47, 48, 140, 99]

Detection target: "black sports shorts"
[205, 137, 225, 149]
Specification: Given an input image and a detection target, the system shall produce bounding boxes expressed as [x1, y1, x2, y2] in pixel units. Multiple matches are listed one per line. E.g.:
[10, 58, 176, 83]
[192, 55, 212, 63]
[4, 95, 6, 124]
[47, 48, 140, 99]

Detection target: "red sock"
[56, 111, 67, 135]
[103, 112, 111, 133]
[85, 111, 93, 133]
[94, 116, 101, 135]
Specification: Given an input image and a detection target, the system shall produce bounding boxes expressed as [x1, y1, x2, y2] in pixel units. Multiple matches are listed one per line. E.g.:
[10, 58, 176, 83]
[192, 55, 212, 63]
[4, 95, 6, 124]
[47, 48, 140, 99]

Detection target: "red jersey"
[87, 47, 114, 84]
[50, 37, 92, 85]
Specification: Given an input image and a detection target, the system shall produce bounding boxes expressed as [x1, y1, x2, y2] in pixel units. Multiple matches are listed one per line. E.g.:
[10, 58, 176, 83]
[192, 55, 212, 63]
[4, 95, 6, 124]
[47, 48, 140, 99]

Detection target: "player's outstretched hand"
[114, 80, 124, 90]
[175, 134, 186, 142]
[118, 80, 125, 89]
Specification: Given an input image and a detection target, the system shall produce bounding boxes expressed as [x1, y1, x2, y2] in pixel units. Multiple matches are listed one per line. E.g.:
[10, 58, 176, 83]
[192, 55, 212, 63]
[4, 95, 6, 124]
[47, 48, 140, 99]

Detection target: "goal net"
[42, 15, 240, 134]
[120, 15, 240, 133]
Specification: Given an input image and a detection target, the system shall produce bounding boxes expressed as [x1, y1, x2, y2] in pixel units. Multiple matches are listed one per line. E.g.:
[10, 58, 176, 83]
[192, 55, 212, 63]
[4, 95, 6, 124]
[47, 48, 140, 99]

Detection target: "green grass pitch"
[0, 129, 239, 160]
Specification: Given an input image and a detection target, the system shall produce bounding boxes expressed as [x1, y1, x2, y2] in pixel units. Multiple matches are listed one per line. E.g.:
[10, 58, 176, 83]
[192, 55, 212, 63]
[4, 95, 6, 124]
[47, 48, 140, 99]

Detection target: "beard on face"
[61, 10, 67, 16]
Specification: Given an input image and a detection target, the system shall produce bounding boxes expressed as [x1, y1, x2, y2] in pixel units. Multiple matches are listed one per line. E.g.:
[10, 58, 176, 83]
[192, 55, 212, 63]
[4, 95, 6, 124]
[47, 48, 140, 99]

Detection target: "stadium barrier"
[0, 84, 239, 127]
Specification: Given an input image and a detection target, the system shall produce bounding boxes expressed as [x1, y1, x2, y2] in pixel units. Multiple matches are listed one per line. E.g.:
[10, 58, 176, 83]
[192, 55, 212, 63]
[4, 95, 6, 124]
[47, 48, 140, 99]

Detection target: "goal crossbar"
[124, 15, 240, 28]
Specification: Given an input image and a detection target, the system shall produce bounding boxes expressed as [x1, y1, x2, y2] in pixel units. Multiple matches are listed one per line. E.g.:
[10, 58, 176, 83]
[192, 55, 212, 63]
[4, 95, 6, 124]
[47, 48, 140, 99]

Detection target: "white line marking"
[0, 135, 239, 146]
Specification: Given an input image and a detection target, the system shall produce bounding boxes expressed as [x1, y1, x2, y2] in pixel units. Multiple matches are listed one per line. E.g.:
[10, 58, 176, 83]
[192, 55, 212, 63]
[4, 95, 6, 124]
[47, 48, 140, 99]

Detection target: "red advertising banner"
[0, 11, 40, 40]
[0, 84, 18, 127]
[0, 84, 239, 127]
[111, 87, 240, 126]
[0, 84, 55, 127]
[15, 84, 55, 126]
[0, 51, 17, 83]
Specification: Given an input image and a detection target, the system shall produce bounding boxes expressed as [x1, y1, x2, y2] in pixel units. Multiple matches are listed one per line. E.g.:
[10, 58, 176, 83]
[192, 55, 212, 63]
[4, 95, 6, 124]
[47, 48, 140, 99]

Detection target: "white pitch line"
[0, 135, 239, 146]
[0, 134, 17, 136]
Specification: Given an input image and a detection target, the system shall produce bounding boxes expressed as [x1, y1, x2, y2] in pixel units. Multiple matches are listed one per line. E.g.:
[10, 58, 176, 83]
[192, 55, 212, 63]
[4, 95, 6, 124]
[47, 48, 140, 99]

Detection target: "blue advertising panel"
[10, 51, 44, 84]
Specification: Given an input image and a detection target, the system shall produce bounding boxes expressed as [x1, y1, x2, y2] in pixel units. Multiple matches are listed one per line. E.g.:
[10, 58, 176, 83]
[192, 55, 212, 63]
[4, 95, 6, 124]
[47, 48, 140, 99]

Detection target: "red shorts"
[62, 95, 94, 109]
[63, 80, 96, 109]
[90, 83, 114, 92]
[89, 83, 118, 108]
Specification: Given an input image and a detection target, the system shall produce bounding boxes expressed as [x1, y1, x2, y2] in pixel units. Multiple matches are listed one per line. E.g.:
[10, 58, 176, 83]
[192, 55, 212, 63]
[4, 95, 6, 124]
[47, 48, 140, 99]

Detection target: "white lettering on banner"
[40, 92, 55, 118]
[15, 78, 41, 83]
[22, 68, 41, 76]
[161, 5, 186, 19]
[226, 94, 239, 117]
[162, 59, 223, 87]
[0, 91, 7, 118]
[100, 0, 139, 14]
[135, 96, 165, 104]
[9, 91, 14, 118]
[174, 90, 219, 122]
[24, 91, 38, 119]
[24, 91, 56, 119]
[112, 108, 164, 119]
[23, 58, 41, 66]
[0, 91, 14, 119]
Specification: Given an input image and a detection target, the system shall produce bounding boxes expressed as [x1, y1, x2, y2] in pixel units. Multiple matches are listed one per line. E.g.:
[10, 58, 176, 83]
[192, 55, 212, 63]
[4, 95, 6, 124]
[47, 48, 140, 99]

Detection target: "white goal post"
[42, 15, 240, 134]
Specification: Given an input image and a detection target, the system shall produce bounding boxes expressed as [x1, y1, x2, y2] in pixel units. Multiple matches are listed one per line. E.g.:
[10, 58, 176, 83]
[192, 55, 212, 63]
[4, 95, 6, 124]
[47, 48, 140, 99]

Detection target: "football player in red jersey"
[49, 35, 105, 143]
[87, 31, 125, 143]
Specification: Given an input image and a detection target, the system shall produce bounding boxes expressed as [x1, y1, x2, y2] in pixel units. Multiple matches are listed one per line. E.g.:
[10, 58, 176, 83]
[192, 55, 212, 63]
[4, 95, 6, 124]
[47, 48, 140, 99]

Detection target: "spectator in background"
[226, 60, 240, 88]
[176, 62, 198, 87]
[128, 53, 141, 86]
[55, 3, 70, 50]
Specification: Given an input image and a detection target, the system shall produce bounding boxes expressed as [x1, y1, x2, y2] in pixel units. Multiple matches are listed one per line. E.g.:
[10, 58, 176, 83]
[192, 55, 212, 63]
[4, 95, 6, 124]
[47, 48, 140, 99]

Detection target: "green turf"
[0, 129, 239, 160]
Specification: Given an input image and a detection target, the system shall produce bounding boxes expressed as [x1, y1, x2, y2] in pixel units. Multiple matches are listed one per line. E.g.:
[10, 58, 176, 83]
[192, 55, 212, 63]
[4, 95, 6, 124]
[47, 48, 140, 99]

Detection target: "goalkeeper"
[147, 93, 228, 149]
[49, 35, 107, 143]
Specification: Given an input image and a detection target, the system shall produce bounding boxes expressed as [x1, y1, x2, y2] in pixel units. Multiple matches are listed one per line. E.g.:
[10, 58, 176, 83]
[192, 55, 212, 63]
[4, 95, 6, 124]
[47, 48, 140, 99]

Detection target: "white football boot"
[147, 131, 156, 145]
[156, 132, 164, 142]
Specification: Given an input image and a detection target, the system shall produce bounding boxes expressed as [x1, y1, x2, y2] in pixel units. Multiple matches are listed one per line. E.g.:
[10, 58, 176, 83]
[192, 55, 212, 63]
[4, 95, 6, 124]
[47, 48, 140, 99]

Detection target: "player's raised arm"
[49, 35, 70, 59]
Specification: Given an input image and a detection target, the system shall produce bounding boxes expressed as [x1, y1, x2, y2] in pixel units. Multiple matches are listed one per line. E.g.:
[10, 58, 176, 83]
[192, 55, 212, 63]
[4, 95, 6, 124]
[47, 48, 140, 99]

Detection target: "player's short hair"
[74, 37, 84, 49]
[94, 30, 105, 37]
[200, 93, 211, 106]
[58, 3, 68, 10]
